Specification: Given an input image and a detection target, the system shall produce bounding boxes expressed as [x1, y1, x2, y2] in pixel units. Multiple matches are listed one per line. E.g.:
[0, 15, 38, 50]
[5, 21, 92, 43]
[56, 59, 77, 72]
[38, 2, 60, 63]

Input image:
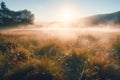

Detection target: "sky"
[1, 0, 120, 22]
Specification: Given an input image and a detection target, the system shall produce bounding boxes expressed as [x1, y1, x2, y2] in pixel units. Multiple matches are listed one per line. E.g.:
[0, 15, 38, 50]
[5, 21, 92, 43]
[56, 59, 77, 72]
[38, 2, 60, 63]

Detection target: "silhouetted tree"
[1, 1, 8, 10]
[0, 1, 34, 27]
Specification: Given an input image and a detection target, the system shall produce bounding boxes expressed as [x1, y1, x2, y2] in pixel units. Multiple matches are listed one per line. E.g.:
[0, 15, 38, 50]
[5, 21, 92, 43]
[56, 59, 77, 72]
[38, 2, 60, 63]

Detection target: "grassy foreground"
[0, 30, 120, 80]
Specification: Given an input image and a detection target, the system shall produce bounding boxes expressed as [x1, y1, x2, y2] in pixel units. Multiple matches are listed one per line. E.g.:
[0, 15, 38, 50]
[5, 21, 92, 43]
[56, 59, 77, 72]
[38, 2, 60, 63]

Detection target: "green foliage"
[0, 2, 34, 27]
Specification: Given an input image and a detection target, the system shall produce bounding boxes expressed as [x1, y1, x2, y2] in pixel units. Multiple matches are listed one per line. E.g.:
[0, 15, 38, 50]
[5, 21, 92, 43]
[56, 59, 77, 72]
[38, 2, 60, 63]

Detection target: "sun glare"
[61, 10, 74, 23]
[57, 4, 78, 25]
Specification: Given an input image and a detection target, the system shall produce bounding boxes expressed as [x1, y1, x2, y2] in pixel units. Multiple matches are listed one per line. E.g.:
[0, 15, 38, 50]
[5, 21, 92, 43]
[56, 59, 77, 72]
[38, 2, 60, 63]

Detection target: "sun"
[61, 10, 74, 24]
[56, 4, 78, 25]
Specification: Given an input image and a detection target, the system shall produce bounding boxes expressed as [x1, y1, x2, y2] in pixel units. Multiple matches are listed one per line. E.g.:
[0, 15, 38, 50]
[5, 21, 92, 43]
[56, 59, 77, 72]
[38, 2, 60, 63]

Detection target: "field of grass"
[0, 28, 120, 80]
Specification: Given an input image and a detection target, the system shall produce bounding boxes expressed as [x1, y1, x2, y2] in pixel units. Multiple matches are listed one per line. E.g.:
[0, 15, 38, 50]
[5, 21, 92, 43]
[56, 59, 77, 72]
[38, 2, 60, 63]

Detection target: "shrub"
[63, 53, 87, 80]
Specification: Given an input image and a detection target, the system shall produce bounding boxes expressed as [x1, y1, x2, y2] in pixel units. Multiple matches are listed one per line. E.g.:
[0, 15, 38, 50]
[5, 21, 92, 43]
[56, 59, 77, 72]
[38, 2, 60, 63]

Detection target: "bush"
[63, 53, 87, 80]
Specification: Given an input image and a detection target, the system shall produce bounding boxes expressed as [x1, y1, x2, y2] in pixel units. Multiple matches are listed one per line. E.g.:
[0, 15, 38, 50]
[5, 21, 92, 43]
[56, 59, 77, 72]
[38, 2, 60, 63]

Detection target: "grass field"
[0, 27, 120, 80]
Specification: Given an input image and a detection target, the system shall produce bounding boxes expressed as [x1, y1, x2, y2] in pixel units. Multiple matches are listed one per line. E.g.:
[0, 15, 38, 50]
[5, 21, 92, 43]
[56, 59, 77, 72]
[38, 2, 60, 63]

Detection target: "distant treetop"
[0, 1, 34, 27]
[1, 1, 8, 10]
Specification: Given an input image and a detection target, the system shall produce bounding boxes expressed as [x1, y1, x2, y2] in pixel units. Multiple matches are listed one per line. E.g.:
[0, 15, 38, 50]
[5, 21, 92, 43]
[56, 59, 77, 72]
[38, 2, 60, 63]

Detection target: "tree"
[0, 1, 34, 27]
[1, 1, 7, 10]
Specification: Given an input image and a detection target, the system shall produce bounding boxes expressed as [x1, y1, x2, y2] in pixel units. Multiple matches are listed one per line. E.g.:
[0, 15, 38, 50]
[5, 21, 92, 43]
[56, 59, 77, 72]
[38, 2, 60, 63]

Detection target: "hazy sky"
[2, 0, 120, 22]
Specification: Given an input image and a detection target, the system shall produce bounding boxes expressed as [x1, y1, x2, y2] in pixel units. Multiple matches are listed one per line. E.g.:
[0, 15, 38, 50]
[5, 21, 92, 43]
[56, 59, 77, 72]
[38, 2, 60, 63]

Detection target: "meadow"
[0, 27, 120, 80]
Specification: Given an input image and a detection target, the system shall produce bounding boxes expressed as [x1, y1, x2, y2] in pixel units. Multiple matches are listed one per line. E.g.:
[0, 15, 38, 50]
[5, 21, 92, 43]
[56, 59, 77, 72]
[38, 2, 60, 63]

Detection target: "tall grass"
[0, 32, 120, 80]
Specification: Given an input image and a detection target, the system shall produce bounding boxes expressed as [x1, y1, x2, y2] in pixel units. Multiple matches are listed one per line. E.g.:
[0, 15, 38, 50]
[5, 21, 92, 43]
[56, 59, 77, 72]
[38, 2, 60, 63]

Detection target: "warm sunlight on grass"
[0, 30, 120, 80]
[1, 0, 120, 80]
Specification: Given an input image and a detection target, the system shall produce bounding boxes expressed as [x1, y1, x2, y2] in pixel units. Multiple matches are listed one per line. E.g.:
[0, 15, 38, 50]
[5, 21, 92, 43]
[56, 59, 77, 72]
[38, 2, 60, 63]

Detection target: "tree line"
[0, 2, 34, 27]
